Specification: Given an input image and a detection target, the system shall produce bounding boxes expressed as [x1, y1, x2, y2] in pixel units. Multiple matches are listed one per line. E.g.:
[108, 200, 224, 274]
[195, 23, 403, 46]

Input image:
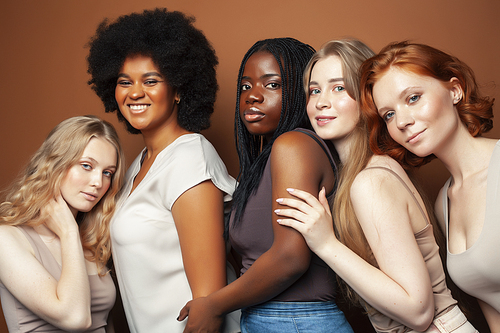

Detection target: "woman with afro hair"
[87, 8, 239, 333]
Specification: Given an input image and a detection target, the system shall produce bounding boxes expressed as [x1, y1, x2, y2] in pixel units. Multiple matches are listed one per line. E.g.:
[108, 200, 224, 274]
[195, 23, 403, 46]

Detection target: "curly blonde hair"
[0, 115, 125, 275]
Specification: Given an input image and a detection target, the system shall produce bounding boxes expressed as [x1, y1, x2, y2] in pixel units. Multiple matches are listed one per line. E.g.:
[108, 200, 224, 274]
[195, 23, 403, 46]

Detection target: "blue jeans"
[240, 301, 354, 333]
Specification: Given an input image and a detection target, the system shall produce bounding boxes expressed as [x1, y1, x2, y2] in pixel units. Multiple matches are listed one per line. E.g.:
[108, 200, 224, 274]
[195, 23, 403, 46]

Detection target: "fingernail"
[274, 209, 280, 214]
[276, 198, 283, 203]
[277, 219, 282, 223]
[286, 188, 294, 192]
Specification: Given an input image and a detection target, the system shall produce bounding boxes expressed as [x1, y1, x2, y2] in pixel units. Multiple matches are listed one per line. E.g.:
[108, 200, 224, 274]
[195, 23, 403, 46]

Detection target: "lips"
[128, 104, 150, 113]
[81, 192, 98, 201]
[315, 116, 336, 126]
[407, 129, 425, 144]
[243, 108, 265, 122]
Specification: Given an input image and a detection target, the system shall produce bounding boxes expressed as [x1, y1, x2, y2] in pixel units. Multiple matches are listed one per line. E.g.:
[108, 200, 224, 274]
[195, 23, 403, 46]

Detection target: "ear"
[175, 93, 181, 104]
[449, 77, 463, 105]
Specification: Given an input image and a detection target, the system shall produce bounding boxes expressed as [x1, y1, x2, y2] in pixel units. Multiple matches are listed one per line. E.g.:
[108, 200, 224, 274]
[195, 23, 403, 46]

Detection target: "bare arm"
[172, 180, 227, 299]
[0, 196, 91, 331]
[276, 168, 435, 331]
[178, 131, 333, 332]
[477, 299, 500, 332]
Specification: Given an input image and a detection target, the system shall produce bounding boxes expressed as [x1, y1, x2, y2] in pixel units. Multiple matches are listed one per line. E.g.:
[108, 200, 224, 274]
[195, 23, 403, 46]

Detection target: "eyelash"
[383, 111, 395, 122]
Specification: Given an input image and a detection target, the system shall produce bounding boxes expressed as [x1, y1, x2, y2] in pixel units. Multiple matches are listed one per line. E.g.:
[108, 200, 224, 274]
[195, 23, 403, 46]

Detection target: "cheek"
[386, 122, 403, 144]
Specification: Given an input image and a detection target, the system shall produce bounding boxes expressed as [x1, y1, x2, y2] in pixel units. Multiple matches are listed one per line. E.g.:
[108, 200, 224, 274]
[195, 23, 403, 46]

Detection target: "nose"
[396, 109, 415, 130]
[129, 83, 145, 99]
[315, 92, 331, 110]
[90, 172, 103, 189]
[245, 88, 263, 104]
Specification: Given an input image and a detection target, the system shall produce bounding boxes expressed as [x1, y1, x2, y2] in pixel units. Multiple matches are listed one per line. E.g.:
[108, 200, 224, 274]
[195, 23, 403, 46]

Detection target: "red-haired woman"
[360, 41, 498, 332]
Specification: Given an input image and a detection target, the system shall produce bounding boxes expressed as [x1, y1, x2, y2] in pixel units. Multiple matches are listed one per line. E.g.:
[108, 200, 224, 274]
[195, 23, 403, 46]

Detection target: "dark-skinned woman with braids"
[178, 38, 354, 333]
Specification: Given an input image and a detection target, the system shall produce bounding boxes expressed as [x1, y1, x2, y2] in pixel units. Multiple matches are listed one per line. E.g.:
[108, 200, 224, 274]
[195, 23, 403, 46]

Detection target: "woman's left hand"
[274, 187, 337, 253]
[178, 297, 224, 333]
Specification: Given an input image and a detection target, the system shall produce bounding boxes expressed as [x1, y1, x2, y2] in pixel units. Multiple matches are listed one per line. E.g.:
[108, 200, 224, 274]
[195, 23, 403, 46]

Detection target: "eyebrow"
[309, 77, 344, 86]
[81, 156, 117, 170]
[241, 73, 281, 81]
[117, 71, 163, 79]
[377, 85, 422, 114]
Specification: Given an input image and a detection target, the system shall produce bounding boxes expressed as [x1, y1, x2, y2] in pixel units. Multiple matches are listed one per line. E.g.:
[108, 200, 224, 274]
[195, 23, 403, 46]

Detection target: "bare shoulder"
[0, 225, 34, 255]
[351, 155, 410, 203]
[271, 131, 330, 171]
[271, 131, 322, 157]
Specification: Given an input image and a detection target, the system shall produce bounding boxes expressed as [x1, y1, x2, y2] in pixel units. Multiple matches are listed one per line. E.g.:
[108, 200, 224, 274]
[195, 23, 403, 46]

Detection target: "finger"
[286, 188, 325, 210]
[274, 207, 312, 223]
[276, 218, 307, 233]
[177, 306, 188, 321]
[318, 187, 332, 217]
[276, 197, 315, 215]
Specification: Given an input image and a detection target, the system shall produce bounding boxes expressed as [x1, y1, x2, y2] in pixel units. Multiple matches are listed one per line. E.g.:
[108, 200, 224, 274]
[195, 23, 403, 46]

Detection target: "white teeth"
[129, 105, 148, 111]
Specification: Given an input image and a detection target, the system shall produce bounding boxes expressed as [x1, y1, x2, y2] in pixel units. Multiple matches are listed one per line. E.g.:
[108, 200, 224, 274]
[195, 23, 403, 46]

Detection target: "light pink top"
[0, 226, 115, 332]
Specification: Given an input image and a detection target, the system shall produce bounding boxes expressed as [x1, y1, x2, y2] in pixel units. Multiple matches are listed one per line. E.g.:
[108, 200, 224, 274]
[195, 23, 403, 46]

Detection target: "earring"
[175, 98, 180, 104]
[454, 95, 462, 104]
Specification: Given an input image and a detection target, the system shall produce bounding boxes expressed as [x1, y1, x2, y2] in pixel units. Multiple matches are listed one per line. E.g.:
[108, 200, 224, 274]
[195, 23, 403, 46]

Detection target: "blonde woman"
[0, 115, 125, 332]
[275, 39, 476, 332]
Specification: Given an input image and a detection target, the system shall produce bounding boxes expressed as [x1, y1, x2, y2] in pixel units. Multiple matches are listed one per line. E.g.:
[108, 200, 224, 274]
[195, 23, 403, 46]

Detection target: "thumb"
[318, 187, 332, 217]
[177, 304, 189, 322]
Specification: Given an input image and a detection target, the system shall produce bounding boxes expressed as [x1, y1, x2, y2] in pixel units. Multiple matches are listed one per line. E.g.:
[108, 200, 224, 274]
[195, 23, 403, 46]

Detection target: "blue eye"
[103, 170, 114, 178]
[383, 111, 395, 122]
[409, 95, 420, 104]
[333, 86, 345, 92]
[310, 88, 320, 95]
[81, 163, 92, 171]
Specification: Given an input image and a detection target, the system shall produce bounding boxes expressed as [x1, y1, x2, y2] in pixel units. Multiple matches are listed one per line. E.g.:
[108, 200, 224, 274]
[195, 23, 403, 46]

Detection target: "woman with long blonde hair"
[275, 39, 476, 332]
[0, 115, 125, 332]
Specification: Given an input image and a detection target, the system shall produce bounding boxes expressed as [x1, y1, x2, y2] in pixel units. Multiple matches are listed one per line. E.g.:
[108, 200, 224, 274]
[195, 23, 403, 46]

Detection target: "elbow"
[58, 310, 92, 332]
[407, 304, 434, 331]
[278, 250, 310, 281]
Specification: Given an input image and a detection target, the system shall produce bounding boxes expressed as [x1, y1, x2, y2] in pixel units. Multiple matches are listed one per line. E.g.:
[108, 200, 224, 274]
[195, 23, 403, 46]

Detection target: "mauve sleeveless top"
[0, 226, 115, 332]
[229, 129, 338, 302]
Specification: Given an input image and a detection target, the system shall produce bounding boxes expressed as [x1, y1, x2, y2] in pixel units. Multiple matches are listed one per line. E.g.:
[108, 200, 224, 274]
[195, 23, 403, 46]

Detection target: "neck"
[331, 134, 356, 165]
[141, 121, 190, 159]
[433, 125, 493, 184]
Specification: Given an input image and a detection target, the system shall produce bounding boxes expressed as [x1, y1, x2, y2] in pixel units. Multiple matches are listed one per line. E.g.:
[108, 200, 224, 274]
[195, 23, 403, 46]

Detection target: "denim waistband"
[243, 301, 339, 316]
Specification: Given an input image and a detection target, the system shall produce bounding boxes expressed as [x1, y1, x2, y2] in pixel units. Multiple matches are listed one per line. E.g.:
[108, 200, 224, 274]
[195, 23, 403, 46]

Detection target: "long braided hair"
[229, 38, 315, 232]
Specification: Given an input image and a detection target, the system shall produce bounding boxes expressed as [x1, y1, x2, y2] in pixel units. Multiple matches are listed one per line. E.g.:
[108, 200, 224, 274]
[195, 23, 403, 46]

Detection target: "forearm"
[207, 249, 308, 316]
[56, 230, 91, 328]
[316, 239, 434, 331]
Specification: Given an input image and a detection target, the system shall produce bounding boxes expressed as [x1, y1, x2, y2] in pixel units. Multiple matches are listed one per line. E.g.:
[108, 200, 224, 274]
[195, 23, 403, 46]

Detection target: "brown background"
[0, 0, 498, 332]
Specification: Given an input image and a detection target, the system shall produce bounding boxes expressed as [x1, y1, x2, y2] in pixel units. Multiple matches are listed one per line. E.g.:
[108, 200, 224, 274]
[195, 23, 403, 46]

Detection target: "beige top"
[365, 167, 457, 333]
[0, 226, 115, 332]
[440, 140, 500, 313]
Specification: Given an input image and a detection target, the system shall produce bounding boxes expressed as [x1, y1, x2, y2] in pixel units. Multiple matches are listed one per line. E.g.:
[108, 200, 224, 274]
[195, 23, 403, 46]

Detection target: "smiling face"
[60, 137, 117, 216]
[115, 55, 179, 134]
[372, 67, 463, 157]
[239, 51, 283, 140]
[307, 56, 359, 145]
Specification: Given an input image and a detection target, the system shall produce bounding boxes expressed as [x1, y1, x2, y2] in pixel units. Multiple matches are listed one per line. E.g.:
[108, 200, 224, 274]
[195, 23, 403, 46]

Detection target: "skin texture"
[178, 52, 336, 333]
[0, 137, 117, 331]
[373, 68, 500, 331]
[115, 54, 227, 309]
[239, 52, 283, 141]
[275, 57, 437, 330]
[307, 56, 359, 162]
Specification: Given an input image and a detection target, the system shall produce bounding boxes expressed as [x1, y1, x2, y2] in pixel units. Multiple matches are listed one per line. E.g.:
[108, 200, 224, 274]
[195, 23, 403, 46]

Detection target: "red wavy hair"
[360, 41, 494, 169]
